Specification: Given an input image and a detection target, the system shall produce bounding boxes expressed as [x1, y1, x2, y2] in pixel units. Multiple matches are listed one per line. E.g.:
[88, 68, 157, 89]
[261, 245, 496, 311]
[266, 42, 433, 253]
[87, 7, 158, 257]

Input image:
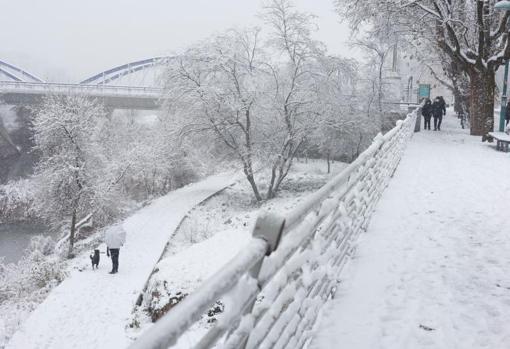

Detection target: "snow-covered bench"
[488, 132, 510, 152]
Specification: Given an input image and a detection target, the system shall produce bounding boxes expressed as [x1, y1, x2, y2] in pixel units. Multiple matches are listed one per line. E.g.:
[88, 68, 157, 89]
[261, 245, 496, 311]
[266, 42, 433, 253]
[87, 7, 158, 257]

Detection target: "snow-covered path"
[312, 114, 510, 349]
[7, 172, 237, 349]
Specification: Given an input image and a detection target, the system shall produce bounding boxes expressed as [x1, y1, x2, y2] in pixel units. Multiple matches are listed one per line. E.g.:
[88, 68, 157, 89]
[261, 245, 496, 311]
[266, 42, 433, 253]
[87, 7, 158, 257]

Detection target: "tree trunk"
[326, 152, 331, 174]
[468, 69, 495, 138]
[68, 207, 77, 258]
[378, 58, 384, 115]
[246, 172, 262, 202]
[267, 141, 301, 200]
[266, 164, 278, 200]
[243, 162, 262, 202]
[267, 159, 289, 200]
[452, 80, 468, 117]
[451, 74, 470, 117]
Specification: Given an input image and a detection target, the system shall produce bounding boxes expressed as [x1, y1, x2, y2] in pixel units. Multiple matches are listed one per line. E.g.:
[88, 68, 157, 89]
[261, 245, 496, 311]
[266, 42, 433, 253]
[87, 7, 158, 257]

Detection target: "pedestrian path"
[311, 114, 510, 348]
[7, 172, 237, 349]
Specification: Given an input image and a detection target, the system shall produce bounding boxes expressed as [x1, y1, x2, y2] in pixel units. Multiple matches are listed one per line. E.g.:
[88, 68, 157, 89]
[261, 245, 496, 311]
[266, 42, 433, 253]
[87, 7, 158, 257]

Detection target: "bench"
[488, 132, 510, 152]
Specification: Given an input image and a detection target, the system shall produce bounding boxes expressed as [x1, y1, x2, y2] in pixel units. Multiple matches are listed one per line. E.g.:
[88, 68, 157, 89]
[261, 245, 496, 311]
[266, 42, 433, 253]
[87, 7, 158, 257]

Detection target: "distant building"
[383, 45, 454, 106]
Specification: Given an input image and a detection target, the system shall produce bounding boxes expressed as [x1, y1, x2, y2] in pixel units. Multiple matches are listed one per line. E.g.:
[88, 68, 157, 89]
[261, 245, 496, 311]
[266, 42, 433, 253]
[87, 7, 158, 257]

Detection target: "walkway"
[312, 114, 510, 348]
[7, 172, 237, 349]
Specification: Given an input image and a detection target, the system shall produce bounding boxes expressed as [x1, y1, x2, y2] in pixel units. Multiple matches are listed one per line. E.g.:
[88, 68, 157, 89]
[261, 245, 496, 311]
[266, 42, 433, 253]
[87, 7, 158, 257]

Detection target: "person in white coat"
[105, 224, 126, 274]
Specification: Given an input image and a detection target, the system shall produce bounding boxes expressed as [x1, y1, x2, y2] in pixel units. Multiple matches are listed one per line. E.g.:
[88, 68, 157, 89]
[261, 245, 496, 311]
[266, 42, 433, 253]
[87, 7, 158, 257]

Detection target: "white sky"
[0, 0, 359, 83]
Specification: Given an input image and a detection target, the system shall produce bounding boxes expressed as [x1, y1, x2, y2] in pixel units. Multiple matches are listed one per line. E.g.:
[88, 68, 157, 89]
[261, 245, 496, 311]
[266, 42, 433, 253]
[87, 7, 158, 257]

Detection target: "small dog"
[90, 249, 100, 270]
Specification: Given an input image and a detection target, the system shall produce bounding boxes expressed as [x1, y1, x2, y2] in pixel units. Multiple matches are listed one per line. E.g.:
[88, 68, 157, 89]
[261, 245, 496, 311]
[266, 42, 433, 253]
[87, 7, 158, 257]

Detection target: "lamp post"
[495, 0, 510, 132]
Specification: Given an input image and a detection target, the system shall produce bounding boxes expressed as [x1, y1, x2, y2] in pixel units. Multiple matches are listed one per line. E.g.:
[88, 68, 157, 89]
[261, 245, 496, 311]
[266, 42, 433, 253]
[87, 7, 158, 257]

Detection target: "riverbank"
[0, 222, 49, 264]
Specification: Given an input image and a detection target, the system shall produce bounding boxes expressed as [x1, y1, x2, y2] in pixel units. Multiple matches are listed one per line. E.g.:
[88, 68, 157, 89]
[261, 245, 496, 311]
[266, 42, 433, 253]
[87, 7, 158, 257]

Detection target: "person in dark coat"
[506, 100, 510, 126]
[432, 97, 445, 131]
[438, 96, 447, 113]
[421, 98, 433, 130]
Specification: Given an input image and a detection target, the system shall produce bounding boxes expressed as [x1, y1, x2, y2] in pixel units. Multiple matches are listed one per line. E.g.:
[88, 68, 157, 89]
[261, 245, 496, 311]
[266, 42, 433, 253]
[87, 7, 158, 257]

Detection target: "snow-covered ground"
[130, 160, 348, 342]
[5, 172, 238, 349]
[311, 113, 510, 349]
[4, 159, 348, 349]
[157, 160, 348, 260]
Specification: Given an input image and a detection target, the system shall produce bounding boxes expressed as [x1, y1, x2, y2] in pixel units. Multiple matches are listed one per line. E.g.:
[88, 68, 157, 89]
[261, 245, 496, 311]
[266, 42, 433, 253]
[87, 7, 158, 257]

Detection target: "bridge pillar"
[0, 106, 38, 183]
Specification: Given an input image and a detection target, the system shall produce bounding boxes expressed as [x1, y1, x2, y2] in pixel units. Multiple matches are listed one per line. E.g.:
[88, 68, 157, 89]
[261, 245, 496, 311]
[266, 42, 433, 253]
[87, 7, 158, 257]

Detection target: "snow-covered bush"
[97, 114, 199, 201]
[146, 281, 187, 323]
[0, 238, 64, 301]
[144, 280, 224, 324]
[28, 235, 57, 257]
[0, 179, 36, 222]
[381, 111, 407, 134]
[0, 236, 66, 346]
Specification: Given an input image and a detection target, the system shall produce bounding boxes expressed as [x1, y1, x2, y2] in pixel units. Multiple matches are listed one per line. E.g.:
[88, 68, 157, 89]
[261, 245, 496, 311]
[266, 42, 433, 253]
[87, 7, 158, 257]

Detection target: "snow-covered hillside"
[5, 172, 238, 349]
[129, 160, 348, 341]
[4, 160, 347, 349]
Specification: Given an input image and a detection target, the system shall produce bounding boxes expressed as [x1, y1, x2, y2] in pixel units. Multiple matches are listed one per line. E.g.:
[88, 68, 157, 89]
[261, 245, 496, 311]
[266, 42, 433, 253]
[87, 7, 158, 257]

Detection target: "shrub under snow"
[0, 236, 66, 347]
[0, 179, 36, 222]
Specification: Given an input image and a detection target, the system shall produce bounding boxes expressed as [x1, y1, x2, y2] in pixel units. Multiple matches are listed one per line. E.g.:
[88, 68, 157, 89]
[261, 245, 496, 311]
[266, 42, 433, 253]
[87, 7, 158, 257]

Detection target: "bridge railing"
[129, 107, 420, 349]
[0, 81, 163, 98]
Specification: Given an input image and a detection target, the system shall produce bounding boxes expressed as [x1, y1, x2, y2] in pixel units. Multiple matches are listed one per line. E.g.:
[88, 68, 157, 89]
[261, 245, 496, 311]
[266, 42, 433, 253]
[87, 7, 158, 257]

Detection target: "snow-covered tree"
[162, 0, 350, 200]
[352, 37, 397, 119]
[336, 0, 510, 137]
[162, 28, 269, 200]
[261, 0, 333, 198]
[304, 55, 364, 171]
[423, 52, 470, 117]
[32, 95, 121, 258]
[160, 0, 386, 200]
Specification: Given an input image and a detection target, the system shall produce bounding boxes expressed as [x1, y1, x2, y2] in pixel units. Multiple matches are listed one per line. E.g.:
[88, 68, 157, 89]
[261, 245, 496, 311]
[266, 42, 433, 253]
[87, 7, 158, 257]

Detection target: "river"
[0, 222, 50, 264]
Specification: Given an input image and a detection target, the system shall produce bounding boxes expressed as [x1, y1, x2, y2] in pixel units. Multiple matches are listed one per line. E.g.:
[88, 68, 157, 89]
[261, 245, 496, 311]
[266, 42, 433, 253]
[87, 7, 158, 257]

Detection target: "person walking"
[432, 97, 445, 131]
[421, 98, 433, 130]
[506, 100, 510, 126]
[438, 96, 447, 125]
[105, 224, 126, 274]
[438, 96, 447, 113]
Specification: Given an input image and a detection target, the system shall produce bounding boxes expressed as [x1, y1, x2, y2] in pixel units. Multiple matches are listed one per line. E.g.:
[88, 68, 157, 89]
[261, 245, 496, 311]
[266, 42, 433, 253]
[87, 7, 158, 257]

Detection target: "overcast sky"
[0, 0, 358, 83]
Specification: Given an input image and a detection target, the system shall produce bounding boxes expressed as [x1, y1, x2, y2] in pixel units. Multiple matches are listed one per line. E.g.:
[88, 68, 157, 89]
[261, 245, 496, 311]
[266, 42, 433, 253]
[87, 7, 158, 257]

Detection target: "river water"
[0, 222, 49, 264]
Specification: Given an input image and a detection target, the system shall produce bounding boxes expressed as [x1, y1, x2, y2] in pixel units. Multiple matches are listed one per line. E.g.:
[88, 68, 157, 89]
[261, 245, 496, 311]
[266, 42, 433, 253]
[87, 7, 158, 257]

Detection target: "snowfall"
[4, 111, 510, 349]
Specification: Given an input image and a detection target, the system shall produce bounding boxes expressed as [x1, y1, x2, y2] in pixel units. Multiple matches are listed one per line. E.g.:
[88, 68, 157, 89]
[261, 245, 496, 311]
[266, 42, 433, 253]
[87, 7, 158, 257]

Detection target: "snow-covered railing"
[129, 108, 420, 349]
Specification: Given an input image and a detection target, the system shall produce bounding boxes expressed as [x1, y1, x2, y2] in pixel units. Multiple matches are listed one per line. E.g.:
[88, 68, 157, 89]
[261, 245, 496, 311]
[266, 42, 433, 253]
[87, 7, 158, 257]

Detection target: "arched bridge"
[80, 57, 171, 85]
[0, 58, 171, 110]
[0, 59, 44, 83]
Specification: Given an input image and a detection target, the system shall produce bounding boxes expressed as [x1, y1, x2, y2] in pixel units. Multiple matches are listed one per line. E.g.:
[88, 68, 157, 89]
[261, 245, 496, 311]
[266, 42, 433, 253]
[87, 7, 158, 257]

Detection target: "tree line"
[336, 0, 510, 138]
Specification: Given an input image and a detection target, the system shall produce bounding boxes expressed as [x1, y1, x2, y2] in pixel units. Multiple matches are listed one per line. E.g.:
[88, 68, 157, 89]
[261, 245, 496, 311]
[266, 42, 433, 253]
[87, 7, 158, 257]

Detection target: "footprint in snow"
[495, 283, 510, 290]
[419, 324, 436, 331]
